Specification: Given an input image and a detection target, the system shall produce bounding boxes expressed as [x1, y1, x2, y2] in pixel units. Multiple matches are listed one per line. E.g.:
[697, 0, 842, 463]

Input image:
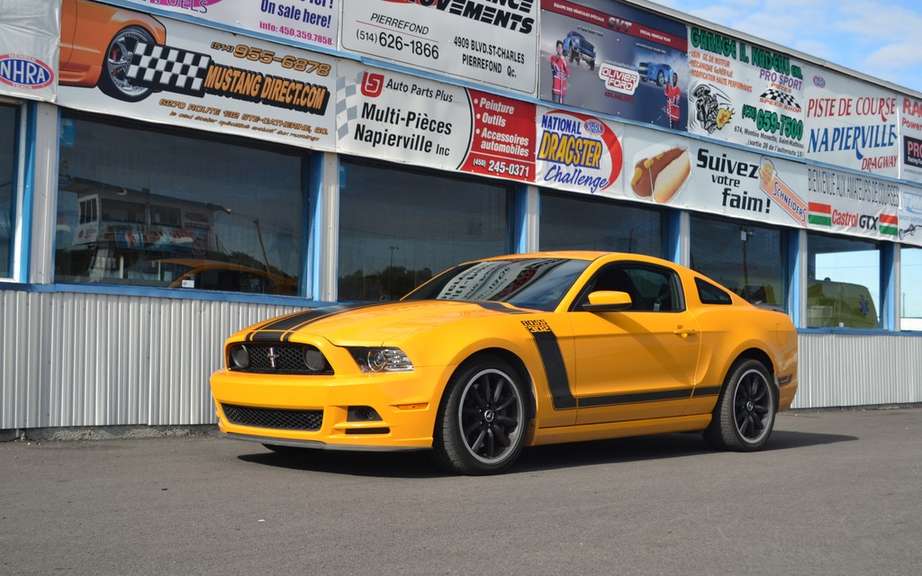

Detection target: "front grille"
[228, 343, 333, 374]
[222, 404, 323, 431]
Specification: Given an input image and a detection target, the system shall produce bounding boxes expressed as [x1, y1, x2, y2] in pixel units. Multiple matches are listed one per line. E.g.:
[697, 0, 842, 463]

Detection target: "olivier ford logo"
[361, 72, 385, 98]
[0, 54, 54, 89]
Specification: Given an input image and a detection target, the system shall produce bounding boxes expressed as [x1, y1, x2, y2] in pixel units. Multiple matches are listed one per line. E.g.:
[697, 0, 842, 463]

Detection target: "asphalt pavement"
[1, 408, 921, 576]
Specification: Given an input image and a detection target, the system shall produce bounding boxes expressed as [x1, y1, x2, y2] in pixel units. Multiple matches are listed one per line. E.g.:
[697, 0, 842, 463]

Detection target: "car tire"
[433, 356, 530, 475]
[705, 359, 777, 451]
[589, 59, 595, 70]
[99, 26, 156, 102]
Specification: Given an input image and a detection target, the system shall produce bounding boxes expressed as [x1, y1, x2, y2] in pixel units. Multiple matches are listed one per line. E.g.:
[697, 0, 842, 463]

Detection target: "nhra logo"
[584, 119, 604, 135]
[0, 54, 54, 89]
[361, 72, 384, 98]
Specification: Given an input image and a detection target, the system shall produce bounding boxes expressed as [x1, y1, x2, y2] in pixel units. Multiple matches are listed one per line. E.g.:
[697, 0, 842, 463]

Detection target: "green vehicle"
[807, 278, 878, 328]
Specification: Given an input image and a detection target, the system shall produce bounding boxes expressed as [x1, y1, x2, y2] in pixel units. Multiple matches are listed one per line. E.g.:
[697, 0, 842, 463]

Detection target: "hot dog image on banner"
[57, 2, 336, 151]
[336, 62, 536, 181]
[342, 0, 538, 95]
[535, 108, 623, 196]
[110, 0, 338, 50]
[621, 124, 808, 229]
[805, 66, 899, 177]
[539, 0, 688, 130]
[687, 26, 806, 157]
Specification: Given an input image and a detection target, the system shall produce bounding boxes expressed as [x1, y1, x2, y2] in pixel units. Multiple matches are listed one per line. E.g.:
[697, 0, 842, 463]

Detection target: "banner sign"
[805, 66, 899, 177]
[58, 13, 336, 151]
[539, 0, 688, 130]
[806, 166, 901, 241]
[336, 62, 536, 181]
[341, 0, 538, 95]
[114, 0, 338, 50]
[687, 26, 805, 157]
[901, 96, 922, 184]
[535, 107, 623, 195]
[901, 185, 922, 246]
[0, 0, 59, 102]
[621, 125, 807, 228]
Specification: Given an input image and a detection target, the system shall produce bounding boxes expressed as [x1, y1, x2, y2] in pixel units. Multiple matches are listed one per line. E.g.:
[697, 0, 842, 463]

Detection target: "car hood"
[245, 300, 528, 346]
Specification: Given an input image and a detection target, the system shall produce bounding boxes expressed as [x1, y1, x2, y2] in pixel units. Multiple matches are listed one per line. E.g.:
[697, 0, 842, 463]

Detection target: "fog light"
[229, 345, 249, 369]
[347, 406, 382, 422]
[304, 348, 327, 372]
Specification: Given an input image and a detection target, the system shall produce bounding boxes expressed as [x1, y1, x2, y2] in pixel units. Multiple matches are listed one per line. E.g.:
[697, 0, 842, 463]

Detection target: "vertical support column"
[665, 209, 689, 266]
[308, 151, 339, 303]
[881, 242, 899, 331]
[786, 229, 807, 328]
[26, 103, 59, 284]
[513, 185, 540, 253]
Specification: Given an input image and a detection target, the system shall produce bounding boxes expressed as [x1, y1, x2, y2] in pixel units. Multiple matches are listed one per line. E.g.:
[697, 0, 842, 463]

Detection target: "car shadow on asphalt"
[235, 428, 858, 478]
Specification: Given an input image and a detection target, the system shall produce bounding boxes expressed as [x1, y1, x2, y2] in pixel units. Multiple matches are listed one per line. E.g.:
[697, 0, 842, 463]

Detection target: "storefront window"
[807, 233, 881, 329]
[690, 214, 786, 307]
[339, 158, 512, 301]
[0, 104, 18, 279]
[56, 112, 306, 295]
[902, 247, 922, 331]
[540, 191, 664, 257]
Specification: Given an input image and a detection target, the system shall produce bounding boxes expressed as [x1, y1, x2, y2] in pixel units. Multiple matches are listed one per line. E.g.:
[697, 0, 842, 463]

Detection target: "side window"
[580, 263, 684, 312]
[696, 277, 732, 305]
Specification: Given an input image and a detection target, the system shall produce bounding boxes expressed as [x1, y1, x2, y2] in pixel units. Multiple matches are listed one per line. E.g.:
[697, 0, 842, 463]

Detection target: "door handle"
[673, 328, 698, 338]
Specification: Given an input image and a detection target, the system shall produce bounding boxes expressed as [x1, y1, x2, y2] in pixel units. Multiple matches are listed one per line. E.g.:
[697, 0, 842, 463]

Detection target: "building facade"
[1, 0, 921, 431]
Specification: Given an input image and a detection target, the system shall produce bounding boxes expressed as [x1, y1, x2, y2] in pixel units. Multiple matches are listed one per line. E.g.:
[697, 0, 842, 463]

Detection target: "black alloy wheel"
[705, 358, 777, 451]
[434, 357, 529, 474]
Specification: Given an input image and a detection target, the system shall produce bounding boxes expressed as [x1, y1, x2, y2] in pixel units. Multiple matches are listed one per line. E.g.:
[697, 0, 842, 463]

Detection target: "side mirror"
[582, 290, 632, 312]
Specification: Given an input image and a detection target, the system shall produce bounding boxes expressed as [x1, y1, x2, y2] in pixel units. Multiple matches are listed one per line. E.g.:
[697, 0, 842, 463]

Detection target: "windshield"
[403, 258, 590, 311]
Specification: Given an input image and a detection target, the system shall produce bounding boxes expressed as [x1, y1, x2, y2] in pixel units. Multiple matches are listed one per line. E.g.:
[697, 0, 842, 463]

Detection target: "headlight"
[229, 345, 249, 369]
[347, 347, 414, 373]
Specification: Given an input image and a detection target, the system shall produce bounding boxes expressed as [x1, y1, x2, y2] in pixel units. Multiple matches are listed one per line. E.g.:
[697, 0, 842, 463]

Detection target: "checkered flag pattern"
[127, 42, 212, 97]
[760, 88, 801, 112]
[335, 72, 362, 140]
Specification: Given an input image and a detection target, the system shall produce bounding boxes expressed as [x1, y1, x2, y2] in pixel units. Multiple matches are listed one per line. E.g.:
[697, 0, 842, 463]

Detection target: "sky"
[651, 0, 922, 93]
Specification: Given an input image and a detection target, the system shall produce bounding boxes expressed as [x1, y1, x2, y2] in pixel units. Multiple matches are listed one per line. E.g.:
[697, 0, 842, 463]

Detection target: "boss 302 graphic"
[211, 252, 798, 474]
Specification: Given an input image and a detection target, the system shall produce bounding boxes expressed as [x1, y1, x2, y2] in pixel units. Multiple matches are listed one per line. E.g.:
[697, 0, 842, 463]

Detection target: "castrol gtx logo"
[0, 54, 54, 89]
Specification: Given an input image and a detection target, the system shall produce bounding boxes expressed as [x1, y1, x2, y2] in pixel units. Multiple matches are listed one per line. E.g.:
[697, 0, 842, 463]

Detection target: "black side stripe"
[578, 388, 693, 407]
[521, 320, 576, 410]
[691, 386, 722, 397]
[476, 302, 529, 314]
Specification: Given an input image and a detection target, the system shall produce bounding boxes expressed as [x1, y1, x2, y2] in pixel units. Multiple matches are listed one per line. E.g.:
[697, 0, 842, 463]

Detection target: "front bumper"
[210, 365, 448, 451]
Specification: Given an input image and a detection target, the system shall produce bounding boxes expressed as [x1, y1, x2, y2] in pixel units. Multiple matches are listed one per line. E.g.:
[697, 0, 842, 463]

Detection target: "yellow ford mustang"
[211, 252, 797, 474]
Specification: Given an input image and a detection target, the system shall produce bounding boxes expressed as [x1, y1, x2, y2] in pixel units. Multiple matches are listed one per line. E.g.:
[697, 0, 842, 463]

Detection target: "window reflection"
[807, 233, 880, 329]
[900, 247, 921, 331]
[55, 112, 305, 295]
[540, 191, 664, 257]
[338, 158, 512, 301]
[690, 214, 786, 307]
[0, 105, 17, 278]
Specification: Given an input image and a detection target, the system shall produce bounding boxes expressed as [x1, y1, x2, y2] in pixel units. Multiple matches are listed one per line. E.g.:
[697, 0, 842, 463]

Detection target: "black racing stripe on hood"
[476, 302, 529, 314]
[246, 303, 387, 342]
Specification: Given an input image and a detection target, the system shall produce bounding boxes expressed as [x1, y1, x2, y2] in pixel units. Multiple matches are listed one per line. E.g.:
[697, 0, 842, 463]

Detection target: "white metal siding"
[3, 292, 922, 429]
[794, 333, 922, 408]
[0, 290, 301, 429]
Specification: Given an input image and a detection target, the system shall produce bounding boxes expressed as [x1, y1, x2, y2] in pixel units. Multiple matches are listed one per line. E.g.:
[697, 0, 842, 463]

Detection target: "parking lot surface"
[1, 408, 920, 576]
